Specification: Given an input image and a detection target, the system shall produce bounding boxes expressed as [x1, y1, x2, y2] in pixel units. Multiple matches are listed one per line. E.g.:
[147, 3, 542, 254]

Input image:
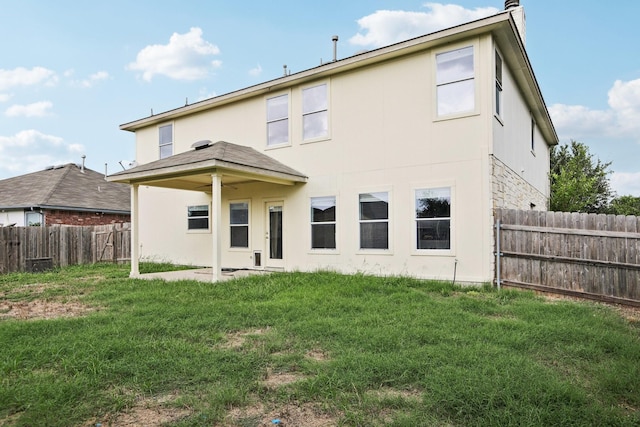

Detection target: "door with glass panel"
[265, 201, 284, 269]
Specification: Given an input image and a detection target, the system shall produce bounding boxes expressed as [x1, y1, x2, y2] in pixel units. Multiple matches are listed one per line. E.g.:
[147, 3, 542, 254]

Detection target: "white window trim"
[265, 91, 291, 149]
[229, 199, 251, 251]
[495, 48, 504, 121]
[158, 122, 174, 159]
[356, 187, 393, 255]
[301, 81, 331, 144]
[411, 183, 455, 256]
[309, 194, 339, 254]
[433, 39, 480, 122]
[186, 203, 211, 234]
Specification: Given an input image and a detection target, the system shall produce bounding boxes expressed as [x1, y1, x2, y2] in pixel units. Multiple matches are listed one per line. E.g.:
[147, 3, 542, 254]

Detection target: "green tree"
[608, 195, 640, 216]
[549, 140, 613, 213]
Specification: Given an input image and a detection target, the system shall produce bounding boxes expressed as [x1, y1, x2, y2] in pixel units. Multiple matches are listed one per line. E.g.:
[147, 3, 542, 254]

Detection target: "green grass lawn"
[1, 263, 639, 426]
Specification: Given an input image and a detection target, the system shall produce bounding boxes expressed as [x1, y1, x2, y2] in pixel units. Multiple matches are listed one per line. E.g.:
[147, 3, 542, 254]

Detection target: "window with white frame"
[159, 123, 173, 159]
[436, 46, 474, 116]
[359, 192, 389, 250]
[230, 202, 249, 248]
[25, 211, 43, 226]
[266, 94, 289, 146]
[302, 84, 328, 140]
[415, 187, 451, 250]
[187, 205, 209, 230]
[495, 50, 503, 117]
[310, 196, 336, 249]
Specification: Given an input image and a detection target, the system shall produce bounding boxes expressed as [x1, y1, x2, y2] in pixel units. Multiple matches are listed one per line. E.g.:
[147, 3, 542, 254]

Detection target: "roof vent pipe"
[332, 35, 338, 62]
[505, 0, 519, 9]
[283, 64, 287, 76]
[81, 155, 86, 173]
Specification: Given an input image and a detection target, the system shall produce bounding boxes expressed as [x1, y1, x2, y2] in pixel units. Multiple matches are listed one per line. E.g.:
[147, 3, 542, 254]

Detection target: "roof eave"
[120, 13, 514, 132]
[107, 159, 307, 186]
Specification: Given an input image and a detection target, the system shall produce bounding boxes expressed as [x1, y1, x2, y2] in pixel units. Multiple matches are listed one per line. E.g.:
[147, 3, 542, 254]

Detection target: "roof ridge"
[42, 164, 75, 204]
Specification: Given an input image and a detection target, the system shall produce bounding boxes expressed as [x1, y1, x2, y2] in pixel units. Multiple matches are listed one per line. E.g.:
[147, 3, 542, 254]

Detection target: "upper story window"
[230, 202, 249, 248]
[267, 94, 289, 146]
[415, 187, 451, 250]
[531, 117, 536, 152]
[436, 46, 474, 116]
[159, 124, 173, 159]
[302, 84, 328, 141]
[310, 196, 336, 249]
[187, 205, 209, 230]
[359, 192, 389, 250]
[495, 50, 503, 117]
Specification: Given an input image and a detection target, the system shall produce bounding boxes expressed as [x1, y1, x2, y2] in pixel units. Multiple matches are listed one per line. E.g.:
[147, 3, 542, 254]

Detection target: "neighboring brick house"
[0, 163, 130, 227]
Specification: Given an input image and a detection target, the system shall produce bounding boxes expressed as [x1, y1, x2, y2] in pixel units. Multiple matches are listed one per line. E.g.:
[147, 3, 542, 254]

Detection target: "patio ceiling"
[106, 140, 307, 191]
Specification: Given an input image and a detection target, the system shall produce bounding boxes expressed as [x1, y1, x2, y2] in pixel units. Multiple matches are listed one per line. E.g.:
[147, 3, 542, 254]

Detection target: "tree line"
[550, 140, 640, 215]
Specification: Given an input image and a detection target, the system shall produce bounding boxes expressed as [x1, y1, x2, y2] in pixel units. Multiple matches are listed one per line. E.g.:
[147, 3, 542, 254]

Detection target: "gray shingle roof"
[0, 164, 130, 213]
[108, 140, 307, 182]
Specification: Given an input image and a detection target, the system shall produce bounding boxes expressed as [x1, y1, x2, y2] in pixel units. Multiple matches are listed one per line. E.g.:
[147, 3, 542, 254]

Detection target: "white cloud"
[0, 130, 84, 178]
[0, 93, 11, 102]
[128, 27, 222, 82]
[72, 71, 110, 88]
[197, 87, 217, 101]
[0, 66, 57, 91]
[5, 101, 53, 117]
[350, 2, 499, 48]
[611, 172, 640, 197]
[550, 77, 640, 143]
[249, 63, 262, 77]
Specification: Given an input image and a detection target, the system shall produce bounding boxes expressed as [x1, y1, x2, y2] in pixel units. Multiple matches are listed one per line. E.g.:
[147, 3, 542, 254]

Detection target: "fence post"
[496, 219, 501, 290]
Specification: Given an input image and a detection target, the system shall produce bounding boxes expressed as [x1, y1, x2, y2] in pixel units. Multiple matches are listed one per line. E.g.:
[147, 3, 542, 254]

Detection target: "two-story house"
[108, 1, 557, 283]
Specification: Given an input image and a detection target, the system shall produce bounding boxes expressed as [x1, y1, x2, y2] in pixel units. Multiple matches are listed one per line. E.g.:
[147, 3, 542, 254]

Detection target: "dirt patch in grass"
[305, 348, 329, 361]
[366, 387, 422, 401]
[226, 401, 338, 427]
[0, 283, 97, 320]
[86, 392, 190, 427]
[0, 300, 96, 320]
[220, 327, 271, 349]
[262, 368, 305, 389]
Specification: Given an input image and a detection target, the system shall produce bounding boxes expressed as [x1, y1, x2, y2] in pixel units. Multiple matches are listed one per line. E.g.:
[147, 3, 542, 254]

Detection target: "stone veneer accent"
[491, 156, 547, 211]
[45, 209, 130, 226]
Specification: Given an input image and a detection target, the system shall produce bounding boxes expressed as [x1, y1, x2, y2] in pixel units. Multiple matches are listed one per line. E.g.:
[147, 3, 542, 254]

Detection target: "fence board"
[0, 223, 131, 274]
[496, 209, 640, 307]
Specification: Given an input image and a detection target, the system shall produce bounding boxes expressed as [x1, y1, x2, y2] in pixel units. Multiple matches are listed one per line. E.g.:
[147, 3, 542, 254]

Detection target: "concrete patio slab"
[134, 268, 269, 283]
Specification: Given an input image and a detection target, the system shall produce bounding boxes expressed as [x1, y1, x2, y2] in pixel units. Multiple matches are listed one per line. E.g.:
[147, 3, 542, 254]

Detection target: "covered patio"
[107, 140, 307, 281]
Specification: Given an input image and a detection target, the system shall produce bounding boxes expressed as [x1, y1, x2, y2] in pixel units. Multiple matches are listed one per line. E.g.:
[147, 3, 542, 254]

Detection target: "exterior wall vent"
[192, 140, 213, 150]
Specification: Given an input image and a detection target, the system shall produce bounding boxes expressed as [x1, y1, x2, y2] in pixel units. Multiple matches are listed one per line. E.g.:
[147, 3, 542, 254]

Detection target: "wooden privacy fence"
[0, 223, 131, 274]
[495, 209, 640, 307]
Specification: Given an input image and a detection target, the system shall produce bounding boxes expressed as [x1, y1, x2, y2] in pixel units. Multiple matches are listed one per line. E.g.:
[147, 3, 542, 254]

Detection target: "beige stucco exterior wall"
[130, 33, 548, 284]
[490, 44, 551, 210]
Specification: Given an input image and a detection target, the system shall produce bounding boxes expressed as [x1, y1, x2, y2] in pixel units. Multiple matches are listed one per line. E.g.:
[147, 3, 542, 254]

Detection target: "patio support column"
[211, 172, 222, 281]
[130, 184, 140, 277]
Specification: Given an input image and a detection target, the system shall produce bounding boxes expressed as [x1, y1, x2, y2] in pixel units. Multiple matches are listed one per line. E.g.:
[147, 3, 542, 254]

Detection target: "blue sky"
[1, 0, 639, 196]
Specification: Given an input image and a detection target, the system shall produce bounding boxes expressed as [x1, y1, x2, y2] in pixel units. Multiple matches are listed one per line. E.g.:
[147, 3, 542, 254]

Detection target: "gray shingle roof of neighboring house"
[0, 163, 130, 213]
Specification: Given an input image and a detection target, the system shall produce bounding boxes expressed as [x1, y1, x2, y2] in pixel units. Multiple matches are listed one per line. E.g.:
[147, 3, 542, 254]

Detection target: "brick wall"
[44, 209, 130, 226]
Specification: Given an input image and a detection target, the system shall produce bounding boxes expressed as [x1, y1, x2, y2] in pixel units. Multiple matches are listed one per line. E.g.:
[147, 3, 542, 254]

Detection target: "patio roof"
[106, 140, 307, 191]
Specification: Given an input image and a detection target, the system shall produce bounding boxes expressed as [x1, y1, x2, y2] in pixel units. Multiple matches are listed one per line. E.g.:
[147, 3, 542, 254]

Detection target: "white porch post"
[130, 184, 140, 277]
[211, 173, 222, 281]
